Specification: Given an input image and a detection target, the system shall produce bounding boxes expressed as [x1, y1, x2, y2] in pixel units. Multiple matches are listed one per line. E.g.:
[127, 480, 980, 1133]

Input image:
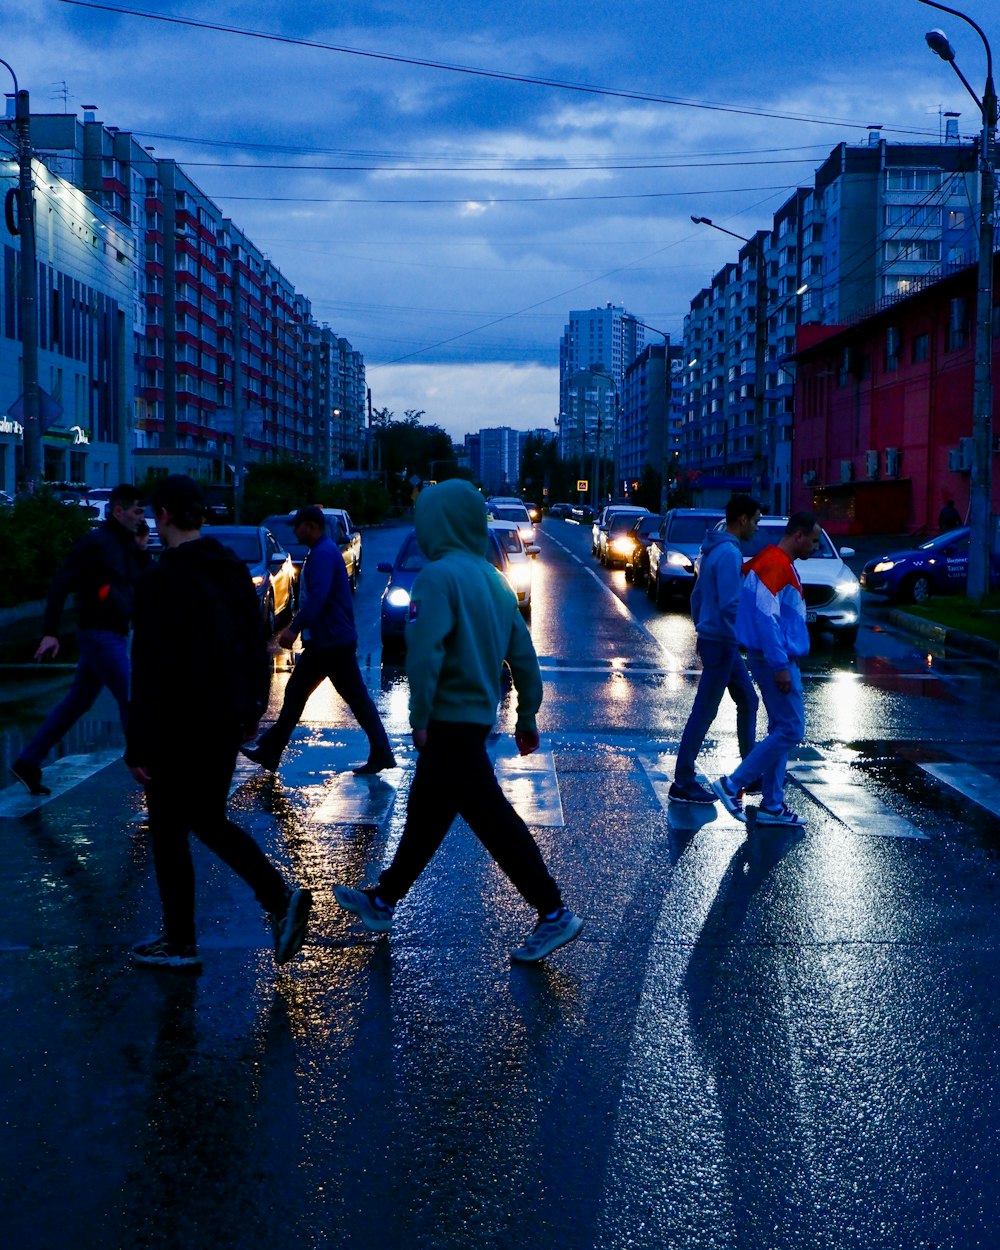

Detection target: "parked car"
[547, 502, 573, 519]
[488, 499, 535, 545]
[592, 504, 648, 558]
[569, 503, 594, 524]
[700, 515, 862, 646]
[489, 518, 537, 616]
[623, 513, 666, 586]
[207, 524, 296, 633]
[646, 508, 725, 607]
[860, 526, 1000, 602]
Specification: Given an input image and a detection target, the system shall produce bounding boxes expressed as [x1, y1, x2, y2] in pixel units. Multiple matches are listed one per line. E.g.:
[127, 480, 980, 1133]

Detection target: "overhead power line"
[57, 0, 941, 139]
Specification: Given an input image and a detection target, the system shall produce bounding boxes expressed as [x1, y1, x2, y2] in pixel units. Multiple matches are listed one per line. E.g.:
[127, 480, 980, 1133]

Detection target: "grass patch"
[905, 593, 1000, 643]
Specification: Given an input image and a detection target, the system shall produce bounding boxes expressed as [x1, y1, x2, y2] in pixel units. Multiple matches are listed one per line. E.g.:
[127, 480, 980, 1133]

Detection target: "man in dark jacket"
[11, 483, 145, 797]
[126, 475, 310, 970]
[241, 504, 394, 775]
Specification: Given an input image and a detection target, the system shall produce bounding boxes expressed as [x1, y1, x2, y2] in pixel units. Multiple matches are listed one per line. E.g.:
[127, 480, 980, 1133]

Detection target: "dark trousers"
[375, 722, 563, 916]
[255, 642, 392, 765]
[145, 734, 288, 947]
[675, 637, 758, 784]
[22, 628, 130, 765]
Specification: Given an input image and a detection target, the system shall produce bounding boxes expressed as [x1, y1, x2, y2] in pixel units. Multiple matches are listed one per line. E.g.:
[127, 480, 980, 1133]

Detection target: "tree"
[242, 459, 321, 523]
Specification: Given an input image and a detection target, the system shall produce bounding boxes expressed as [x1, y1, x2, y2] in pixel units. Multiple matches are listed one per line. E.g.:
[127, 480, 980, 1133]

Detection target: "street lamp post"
[1, 63, 41, 487]
[921, 0, 996, 601]
[691, 215, 769, 496]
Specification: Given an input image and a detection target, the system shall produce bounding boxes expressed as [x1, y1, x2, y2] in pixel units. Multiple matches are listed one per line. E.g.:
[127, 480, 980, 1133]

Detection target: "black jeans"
[145, 733, 288, 946]
[375, 722, 563, 916]
[255, 642, 392, 764]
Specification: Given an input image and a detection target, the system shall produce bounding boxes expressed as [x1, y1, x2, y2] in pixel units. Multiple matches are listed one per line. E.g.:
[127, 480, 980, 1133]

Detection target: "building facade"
[558, 304, 643, 461]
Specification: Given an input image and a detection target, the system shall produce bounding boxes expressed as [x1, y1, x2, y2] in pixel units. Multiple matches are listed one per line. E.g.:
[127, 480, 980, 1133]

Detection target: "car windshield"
[919, 530, 967, 551]
[667, 516, 720, 543]
[263, 517, 302, 549]
[741, 523, 837, 559]
[214, 531, 263, 563]
[493, 505, 529, 524]
[397, 534, 427, 572]
[634, 516, 663, 537]
[493, 528, 524, 554]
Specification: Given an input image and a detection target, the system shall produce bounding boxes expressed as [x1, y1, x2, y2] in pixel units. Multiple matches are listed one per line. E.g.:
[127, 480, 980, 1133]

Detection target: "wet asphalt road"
[2, 519, 1000, 1249]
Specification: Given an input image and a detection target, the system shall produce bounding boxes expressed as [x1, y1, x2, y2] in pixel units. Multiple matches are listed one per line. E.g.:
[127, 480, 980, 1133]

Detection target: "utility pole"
[2, 68, 42, 485]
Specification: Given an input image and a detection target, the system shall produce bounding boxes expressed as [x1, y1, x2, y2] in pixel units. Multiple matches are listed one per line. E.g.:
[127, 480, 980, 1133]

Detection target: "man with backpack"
[126, 475, 310, 969]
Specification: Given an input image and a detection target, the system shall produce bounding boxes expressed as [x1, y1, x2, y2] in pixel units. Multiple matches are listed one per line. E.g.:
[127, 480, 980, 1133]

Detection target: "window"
[886, 169, 940, 192]
[884, 205, 941, 228]
[885, 239, 941, 263]
[912, 332, 930, 363]
[947, 209, 967, 229]
[947, 297, 969, 351]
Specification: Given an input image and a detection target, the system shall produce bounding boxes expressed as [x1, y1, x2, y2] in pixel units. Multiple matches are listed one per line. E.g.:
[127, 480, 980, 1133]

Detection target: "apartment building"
[680, 129, 980, 515]
[558, 304, 643, 461]
[4, 105, 364, 492]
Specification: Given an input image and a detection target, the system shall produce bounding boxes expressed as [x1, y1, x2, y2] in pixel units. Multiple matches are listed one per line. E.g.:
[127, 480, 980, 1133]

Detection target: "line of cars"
[574, 502, 863, 647]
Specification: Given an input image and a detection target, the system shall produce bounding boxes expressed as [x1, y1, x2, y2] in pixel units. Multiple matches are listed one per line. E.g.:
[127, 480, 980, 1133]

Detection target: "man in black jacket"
[11, 483, 145, 796]
[126, 475, 310, 970]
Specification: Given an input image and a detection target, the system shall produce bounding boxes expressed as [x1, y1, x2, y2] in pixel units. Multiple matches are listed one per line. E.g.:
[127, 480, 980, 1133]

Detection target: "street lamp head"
[690, 215, 713, 226]
[926, 28, 956, 61]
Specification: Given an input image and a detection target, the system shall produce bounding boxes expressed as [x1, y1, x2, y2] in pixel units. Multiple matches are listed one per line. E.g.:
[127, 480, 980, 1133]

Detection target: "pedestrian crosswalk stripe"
[918, 762, 1000, 820]
[491, 746, 564, 827]
[0, 749, 123, 818]
[788, 760, 927, 839]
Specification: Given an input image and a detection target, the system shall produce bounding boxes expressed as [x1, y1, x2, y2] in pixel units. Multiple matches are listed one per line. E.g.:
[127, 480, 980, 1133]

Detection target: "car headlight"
[872, 560, 896, 574]
[386, 586, 411, 607]
[611, 537, 634, 556]
[251, 574, 266, 587]
[518, 525, 534, 541]
[510, 564, 532, 590]
[835, 578, 861, 597]
[665, 550, 692, 569]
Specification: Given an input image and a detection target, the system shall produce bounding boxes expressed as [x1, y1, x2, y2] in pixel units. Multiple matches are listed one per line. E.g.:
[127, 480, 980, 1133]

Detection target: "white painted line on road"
[637, 751, 735, 829]
[492, 746, 564, 826]
[918, 762, 1000, 820]
[0, 749, 124, 818]
[788, 760, 927, 839]
[311, 774, 400, 828]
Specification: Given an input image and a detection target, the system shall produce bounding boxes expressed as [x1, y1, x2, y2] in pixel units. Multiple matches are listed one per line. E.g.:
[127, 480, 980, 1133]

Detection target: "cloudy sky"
[6, 0, 991, 439]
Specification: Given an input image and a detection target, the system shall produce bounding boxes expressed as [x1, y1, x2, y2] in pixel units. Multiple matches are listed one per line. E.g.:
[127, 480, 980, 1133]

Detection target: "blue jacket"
[291, 534, 357, 648]
[689, 528, 743, 643]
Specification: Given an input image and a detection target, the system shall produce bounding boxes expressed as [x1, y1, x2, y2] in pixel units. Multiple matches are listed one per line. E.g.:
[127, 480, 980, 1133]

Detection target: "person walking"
[11, 483, 145, 797]
[332, 479, 583, 964]
[938, 498, 962, 532]
[241, 505, 395, 776]
[712, 512, 821, 828]
[126, 475, 311, 970]
[669, 494, 761, 805]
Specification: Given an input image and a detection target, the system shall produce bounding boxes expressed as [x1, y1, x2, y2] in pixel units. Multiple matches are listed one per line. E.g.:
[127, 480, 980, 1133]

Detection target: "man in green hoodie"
[334, 479, 582, 963]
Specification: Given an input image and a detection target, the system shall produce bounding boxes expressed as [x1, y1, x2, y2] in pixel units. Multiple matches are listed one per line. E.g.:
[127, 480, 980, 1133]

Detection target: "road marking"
[636, 751, 738, 829]
[918, 762, 1000, 819]
[0, 749, 124, 818]
[788, 760, 927, 839]
[491, 745, 564, 827]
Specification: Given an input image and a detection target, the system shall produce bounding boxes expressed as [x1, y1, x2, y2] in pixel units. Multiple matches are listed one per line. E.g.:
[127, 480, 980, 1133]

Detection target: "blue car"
[378, 528, 514, 655]
[860, 527, 999, 603]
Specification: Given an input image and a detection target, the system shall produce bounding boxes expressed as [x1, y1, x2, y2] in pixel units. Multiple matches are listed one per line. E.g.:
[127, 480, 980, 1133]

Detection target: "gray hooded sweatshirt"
[689, 528, 744, 644]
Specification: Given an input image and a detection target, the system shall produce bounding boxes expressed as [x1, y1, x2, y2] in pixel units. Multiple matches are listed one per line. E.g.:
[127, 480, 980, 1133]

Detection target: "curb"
[0, 600, 46, 629]
[888, 608, 1000, 664]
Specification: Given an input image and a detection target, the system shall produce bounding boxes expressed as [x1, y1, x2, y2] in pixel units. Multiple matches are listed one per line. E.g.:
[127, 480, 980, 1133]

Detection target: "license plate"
[805, 608, 817, 623]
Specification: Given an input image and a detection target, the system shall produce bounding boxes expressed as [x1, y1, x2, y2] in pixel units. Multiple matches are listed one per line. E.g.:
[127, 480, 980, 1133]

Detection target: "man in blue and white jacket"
[670, 494, 760, 805]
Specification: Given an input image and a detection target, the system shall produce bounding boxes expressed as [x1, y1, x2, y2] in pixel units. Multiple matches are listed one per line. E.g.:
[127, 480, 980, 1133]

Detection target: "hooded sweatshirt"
[126, 535, 270, 765]
[689, 528, 744, 643]
[735, 544, 810, 670]
[405, 479, 542, 733]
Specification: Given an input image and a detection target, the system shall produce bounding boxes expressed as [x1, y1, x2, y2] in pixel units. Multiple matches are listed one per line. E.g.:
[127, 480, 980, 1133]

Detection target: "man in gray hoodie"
[669, 494, 761, 804]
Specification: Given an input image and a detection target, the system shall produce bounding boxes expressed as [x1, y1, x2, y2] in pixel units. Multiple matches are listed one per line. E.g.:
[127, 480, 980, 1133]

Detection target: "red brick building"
[791, 256, 1000, 537]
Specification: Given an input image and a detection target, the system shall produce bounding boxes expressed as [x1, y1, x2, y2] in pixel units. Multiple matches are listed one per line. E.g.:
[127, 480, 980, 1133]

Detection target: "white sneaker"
[511, 908, 583, 963]
[755, 803, 806, 828]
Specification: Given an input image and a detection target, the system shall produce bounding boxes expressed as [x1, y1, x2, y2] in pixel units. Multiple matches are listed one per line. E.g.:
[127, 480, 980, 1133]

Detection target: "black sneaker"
[132, 935, 202, 969]
[668, 780, 717, 805]
[240, 745, 279, 771]
[10, 759, 50, 797]
[352, 752, 397, 776]
[272, 887, 312, 964]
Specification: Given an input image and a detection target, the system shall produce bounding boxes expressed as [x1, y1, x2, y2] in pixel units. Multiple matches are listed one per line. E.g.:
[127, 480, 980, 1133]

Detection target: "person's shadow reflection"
[683, 823, 812, 1245]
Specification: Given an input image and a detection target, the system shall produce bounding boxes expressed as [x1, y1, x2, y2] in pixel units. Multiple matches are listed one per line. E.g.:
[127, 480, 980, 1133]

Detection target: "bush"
[242, 461, 322, 524]
[0, 491, 94, 609]
[322, 478, 391, 525]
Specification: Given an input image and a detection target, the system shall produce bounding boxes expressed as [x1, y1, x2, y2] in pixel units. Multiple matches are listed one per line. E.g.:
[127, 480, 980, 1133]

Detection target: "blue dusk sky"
[5, 0, 993, 439]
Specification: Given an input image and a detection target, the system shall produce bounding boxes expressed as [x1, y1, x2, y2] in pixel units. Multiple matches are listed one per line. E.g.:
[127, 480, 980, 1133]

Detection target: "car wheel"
[519, 602, 531, 623]
[263, 592, 275, 636]
[832, 625, 859, 648]
[646, 569, 656, 600]
[906, 573, 933, 604]
[624, 565, 633, 583]
[350, 562, 359, 592]
[654, 575, 668, 610]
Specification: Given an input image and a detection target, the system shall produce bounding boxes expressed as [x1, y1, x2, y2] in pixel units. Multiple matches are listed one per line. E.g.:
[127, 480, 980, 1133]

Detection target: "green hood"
[414, 479, 488, 560]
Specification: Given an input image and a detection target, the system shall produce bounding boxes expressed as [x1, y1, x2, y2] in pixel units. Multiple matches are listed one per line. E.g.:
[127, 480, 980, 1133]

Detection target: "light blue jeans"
[729, 653, 805, 810]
